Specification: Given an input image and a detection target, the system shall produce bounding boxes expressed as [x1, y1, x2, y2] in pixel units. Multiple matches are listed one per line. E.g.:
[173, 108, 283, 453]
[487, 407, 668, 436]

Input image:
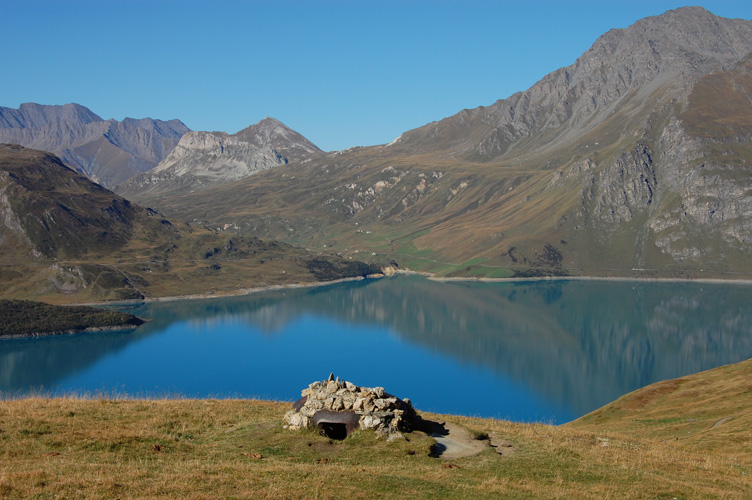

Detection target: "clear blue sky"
[2, 1, 752, 151]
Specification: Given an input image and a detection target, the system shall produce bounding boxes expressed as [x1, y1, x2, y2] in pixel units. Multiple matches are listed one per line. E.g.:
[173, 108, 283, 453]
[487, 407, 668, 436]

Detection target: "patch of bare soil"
[430, 422, 490, 460]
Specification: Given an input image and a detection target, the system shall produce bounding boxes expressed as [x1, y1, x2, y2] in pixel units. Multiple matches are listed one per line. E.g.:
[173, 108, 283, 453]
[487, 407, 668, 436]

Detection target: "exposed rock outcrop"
[117, 118, 322, 200]
[117, 131, 286, 197]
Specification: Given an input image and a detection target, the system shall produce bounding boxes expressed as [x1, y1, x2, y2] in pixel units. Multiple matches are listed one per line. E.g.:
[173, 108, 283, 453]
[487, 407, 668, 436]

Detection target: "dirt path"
[711, 416, 733, 429]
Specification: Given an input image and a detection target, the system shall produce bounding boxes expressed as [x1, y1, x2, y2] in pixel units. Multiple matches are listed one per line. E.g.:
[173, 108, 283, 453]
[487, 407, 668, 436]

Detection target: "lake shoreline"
[7, 272, 752, 425]
[0, 299, 147, 340]
[71, 275, 376, 307]
[0, 323, 143, 340]
[429, 274, 752, 285]
[73, 270, 752, 307]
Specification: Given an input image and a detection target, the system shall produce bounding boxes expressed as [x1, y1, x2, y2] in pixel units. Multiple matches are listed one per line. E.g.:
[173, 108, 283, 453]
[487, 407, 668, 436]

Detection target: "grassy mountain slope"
[0, 144, 380, 304]
[139, 8, 752, 279]
[569, 358, 752, 458]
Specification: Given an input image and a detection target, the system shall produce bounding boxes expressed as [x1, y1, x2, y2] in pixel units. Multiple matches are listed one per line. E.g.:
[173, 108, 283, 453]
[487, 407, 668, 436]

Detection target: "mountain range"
[0, 103, 190, 188]
[119, 6, 752, 280]
[4, 6, 752, 283]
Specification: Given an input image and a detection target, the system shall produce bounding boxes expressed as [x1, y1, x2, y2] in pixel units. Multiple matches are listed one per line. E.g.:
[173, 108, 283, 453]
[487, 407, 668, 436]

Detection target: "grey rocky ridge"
[116, 117, 323, 200]
[116, 131, 287, 197]
[284, 374, 421, 439]
[0, 103, 189, 187]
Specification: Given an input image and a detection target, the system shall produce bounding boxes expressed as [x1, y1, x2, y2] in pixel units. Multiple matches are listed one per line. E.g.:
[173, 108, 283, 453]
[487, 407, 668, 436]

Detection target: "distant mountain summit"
[232, 117, 323, 162]
[0, 102, 102, 128]
[117, 131, 287, 199]
[116, 117, 322, 201]
[0, 103, 189, 187]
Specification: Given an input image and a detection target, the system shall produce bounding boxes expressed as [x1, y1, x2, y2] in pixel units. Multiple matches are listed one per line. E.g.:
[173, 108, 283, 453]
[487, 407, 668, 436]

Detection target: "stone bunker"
[284, 374, 421, 439]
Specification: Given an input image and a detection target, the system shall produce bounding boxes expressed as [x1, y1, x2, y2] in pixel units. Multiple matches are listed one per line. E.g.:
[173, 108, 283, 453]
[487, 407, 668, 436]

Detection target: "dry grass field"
[1, 359, 750, 499]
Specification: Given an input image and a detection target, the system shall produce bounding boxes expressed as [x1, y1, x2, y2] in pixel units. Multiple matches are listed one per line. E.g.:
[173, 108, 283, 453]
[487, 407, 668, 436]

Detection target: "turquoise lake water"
[2, 275, 752, 423]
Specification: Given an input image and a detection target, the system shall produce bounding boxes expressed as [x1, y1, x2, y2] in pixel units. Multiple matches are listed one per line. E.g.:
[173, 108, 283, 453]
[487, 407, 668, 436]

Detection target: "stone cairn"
[284, 374, 419, 438]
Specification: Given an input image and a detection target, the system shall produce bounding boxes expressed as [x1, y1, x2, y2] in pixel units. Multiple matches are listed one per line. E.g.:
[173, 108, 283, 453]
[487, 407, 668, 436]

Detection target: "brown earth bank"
[0, 358, 750, 499]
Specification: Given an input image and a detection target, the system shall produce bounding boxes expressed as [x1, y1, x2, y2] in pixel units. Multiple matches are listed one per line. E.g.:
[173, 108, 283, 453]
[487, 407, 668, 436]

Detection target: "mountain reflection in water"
[2, 276, 751, 423]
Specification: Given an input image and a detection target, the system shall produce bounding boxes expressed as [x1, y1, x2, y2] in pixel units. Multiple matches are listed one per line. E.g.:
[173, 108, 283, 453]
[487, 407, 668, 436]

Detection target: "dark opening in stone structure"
[319, 422, 348, 440]
[312, 409, 361, 439]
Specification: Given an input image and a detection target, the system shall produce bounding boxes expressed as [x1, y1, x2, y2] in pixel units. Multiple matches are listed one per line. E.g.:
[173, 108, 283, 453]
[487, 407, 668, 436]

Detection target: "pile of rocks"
[284, 374, 419, 438]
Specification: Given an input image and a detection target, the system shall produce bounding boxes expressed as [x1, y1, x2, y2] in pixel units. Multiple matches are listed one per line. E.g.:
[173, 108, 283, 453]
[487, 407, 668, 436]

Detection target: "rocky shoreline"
[72, 275, 382, 307]
[0, 299, 146, 339]
[430, 274, 752, 285]
[0, 323, 144, 340]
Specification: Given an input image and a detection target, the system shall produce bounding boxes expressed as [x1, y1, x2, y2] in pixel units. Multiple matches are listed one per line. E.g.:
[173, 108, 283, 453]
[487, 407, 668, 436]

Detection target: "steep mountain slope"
[387, 6, 752, 162]
[0, 143, 161, 260]
[145, 7, 752, 279]
[116, 117, 323, 201]
[0, 144, 380, 303]
[0, 103, 189, 187]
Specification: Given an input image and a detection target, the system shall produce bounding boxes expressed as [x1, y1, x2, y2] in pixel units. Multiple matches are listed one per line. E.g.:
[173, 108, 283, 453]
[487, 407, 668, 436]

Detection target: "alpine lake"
[3, 275, 752, 424]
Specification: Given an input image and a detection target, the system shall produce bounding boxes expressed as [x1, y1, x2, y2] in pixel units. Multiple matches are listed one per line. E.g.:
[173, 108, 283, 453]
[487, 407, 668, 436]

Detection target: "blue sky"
[3, 1, 752, 151]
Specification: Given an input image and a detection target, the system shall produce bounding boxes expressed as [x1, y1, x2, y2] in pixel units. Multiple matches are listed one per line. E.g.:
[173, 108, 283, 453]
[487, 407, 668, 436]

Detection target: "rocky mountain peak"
[117, 117, 323, 200]
[572, 6, 752, 86]
[156, 8, 752, 279]
[389, 7, 752, 161]
[233, 117, 323, 162]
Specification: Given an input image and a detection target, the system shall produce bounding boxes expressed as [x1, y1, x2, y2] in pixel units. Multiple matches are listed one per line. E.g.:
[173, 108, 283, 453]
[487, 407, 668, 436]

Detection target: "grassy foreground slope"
[1, 360, 750, 499]
[569, 357, 752, 458]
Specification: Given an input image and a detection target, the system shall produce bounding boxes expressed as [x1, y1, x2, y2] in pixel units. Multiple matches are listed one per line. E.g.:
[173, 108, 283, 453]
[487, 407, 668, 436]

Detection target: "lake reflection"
[2, 276, 752, 423]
